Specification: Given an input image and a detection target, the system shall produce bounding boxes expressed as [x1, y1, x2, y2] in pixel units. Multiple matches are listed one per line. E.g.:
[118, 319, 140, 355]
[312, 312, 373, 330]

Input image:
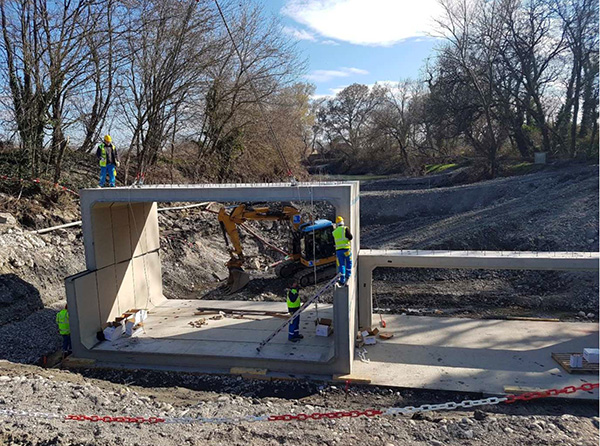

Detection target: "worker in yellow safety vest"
[332, 216, 353, 285]
[96, 134, 120, 187]
[287, 281, 304, 342]
[56, 304, 72, 358]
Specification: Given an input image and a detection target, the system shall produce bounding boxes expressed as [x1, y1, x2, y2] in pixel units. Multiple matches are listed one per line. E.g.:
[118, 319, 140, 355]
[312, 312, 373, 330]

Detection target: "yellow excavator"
[218, 204, 338, 293]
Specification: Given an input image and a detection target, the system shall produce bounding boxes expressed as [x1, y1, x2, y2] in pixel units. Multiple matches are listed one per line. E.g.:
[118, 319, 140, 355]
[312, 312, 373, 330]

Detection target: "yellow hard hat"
[336, 216, 344, 224]
[104, 134, 112, 143]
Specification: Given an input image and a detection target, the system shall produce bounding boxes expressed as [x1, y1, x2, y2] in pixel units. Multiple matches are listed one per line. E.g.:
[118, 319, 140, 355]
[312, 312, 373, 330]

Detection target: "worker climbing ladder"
[256, 274, 340, 353]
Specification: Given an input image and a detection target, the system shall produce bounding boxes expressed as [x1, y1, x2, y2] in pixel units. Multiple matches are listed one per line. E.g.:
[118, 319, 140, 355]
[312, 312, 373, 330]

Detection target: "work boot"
[289, 337, 300, 342]
[294, 334, 304, 339]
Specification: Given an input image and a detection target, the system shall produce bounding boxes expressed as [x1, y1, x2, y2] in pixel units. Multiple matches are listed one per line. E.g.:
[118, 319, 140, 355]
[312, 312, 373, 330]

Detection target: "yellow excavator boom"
[218, 204, 303, 293]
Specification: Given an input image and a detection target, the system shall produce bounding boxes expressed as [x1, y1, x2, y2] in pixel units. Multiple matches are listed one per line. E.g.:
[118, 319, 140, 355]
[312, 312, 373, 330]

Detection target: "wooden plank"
[551, 352, 599, 374]
[62, 357, 97, 368]
[504, 386, 558, 395]
[333, 374, 372, 384]
[196, 307, 288, 317]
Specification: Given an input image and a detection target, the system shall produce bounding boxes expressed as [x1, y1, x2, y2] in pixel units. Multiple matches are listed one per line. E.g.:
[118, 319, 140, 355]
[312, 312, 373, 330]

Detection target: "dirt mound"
[361, 165, 599, 251]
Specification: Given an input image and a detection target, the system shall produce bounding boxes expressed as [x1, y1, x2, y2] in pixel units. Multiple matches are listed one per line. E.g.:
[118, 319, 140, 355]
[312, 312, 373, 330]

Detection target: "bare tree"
[0, 0, 50, 177]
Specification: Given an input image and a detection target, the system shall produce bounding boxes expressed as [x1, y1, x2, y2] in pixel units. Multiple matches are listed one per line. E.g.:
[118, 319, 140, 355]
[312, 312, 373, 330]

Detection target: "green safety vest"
[56, 309, 70, 335]
[286, 288, 301, 309]
[98, 143, 117, 167]
[99, 143, 107, 167]
[333, 226, 351, 250]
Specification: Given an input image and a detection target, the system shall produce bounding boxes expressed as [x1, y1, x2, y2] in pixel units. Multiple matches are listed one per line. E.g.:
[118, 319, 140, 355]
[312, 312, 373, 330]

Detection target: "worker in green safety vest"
[332, 216, 353, 285]
[287, 281, 303, 342]
[56, 304, 72, 358]
[96, 134, 120, 187]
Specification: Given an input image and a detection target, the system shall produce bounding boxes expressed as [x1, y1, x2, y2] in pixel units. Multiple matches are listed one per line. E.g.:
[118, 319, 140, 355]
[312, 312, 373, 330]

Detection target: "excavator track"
[294, 264, 338, 288]
[274, 259, 304, 279]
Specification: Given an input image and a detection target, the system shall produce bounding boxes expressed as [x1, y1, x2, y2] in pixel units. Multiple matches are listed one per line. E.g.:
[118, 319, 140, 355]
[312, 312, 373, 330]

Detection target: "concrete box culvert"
[65, 182, 360, 376]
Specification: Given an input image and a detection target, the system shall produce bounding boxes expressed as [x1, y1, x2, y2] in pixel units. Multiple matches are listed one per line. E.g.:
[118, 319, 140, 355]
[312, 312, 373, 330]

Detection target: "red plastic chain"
[267, 409, 383, 422]
[504, 382, 599, 404]
[65, 414, 165, 424]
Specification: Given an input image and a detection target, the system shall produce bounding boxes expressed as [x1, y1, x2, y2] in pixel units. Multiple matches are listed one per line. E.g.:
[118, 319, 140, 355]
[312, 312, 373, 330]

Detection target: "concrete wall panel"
[73, 271, 101, 349]
[93, 227, 115, 269]
[145, 251, 165, 307]
[97, 265, 119, 323]
[115, 261, 135, 314]
[129, 203, 149, 257]
[145, 202, 160, 252]
[111, 204, 132, 263]
[132, 256, 150, 309]
[92, 204, 115, 269]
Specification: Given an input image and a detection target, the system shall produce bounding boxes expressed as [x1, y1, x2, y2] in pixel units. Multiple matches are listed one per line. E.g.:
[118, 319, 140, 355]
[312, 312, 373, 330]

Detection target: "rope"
[310, 185, 319, 321]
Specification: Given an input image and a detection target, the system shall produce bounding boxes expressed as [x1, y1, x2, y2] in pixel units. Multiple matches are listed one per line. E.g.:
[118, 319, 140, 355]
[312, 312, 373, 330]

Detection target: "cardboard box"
[360, 330, 369, 338]
[378, 332, 394, 340]
[103, 323, 125, 342]
[569, 354, 583, 368]
[364, 336, 377, 345]
[368, 327, 379, 336]
[125, 319, 143, 337]
[127, 309, 148, 325]
[316, 318, 333, 337]
[583, 348, 599, 363]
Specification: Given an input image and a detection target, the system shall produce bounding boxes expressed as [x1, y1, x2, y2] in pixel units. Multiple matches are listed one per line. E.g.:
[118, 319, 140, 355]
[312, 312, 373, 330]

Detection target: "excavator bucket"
[223, 268, 250, 294]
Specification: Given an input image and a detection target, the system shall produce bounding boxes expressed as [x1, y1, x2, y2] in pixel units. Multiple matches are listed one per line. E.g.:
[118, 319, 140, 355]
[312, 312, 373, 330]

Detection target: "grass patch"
[424, 163, 458, 174]
[321, 174, 393, 181]
[506, 161, 540, 175]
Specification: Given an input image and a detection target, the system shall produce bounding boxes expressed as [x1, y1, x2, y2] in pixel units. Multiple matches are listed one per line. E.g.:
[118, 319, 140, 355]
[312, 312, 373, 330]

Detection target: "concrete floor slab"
[353, 315, 599, 400]
[94, 300, 335, 363]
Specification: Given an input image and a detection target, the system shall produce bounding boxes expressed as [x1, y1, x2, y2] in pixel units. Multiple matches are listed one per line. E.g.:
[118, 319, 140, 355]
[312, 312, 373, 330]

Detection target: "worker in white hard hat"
[96, 134, 120, 187]
[332, 216, 353, 285]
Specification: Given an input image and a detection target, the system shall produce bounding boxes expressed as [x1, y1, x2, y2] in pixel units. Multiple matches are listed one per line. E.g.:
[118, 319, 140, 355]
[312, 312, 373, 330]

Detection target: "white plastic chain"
[0, 408, 63, 420]
[384, 396, 508, 416]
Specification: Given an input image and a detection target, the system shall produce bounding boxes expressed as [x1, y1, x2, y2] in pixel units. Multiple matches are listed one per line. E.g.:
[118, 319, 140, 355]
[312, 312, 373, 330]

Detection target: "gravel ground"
[0, 363, 598, 446]
[0, 164, 598, 445]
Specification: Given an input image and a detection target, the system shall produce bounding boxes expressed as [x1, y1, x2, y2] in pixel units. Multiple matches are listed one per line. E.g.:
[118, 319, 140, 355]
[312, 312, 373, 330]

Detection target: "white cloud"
[311, 80, 400, 101]
[320, 39, 340, 46]
[282, 26, 317, 41]
[342, 67, 369, 75]
[304, 66, 369, 82]
[282, 0, 443, 46]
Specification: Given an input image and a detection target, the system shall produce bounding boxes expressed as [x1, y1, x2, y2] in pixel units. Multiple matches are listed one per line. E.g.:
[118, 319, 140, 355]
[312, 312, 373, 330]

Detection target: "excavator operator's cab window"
[302, 226, 335, 262]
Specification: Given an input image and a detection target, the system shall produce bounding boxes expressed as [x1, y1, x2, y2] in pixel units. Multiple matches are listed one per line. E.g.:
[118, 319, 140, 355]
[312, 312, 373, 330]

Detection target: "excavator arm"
[217, 204, 303, 293]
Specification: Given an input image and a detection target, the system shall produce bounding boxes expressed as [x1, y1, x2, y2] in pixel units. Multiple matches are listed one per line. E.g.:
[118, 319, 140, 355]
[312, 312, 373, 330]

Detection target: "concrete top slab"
[80, 182, 358, 205]
[354, 314, 599, 399]
[359, 249, 599, 271]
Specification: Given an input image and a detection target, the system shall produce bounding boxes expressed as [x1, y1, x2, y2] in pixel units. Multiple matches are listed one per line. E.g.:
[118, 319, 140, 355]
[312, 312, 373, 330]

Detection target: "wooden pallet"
[551, 353, 599, 374]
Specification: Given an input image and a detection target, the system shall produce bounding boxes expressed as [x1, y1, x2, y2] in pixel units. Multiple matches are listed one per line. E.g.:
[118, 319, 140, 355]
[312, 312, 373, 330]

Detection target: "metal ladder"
[256, 274, 340, 353]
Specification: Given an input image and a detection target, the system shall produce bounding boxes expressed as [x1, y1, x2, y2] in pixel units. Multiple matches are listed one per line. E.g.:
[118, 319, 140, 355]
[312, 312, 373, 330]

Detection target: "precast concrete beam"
[358, 249, 599, 329]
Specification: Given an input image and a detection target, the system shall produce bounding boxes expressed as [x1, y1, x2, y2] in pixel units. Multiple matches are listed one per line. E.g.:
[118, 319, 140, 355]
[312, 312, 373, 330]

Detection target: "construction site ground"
[0, 163, 598, 444]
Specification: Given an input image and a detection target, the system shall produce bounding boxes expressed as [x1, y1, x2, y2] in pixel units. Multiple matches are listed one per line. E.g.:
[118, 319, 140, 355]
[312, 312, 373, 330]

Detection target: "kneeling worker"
[287, 281, 304, 342]
[333, 216, 353, 285]
[56, 304, 72, 358]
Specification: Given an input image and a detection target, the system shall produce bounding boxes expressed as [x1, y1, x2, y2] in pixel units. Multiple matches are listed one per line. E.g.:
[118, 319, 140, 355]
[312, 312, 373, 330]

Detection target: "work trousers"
[99, 164, 116, 187]
[62, 334, 72, 353]
[288, 307, 300, 339]
[336, 248, 352, 284]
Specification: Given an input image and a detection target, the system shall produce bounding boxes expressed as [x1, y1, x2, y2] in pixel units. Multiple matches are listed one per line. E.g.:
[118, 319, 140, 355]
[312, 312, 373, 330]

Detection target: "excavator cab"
[299, 220, 336, 266]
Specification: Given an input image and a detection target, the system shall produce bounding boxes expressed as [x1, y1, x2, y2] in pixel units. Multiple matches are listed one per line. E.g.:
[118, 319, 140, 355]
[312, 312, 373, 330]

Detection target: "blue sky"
[261, 0, 443, 98]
